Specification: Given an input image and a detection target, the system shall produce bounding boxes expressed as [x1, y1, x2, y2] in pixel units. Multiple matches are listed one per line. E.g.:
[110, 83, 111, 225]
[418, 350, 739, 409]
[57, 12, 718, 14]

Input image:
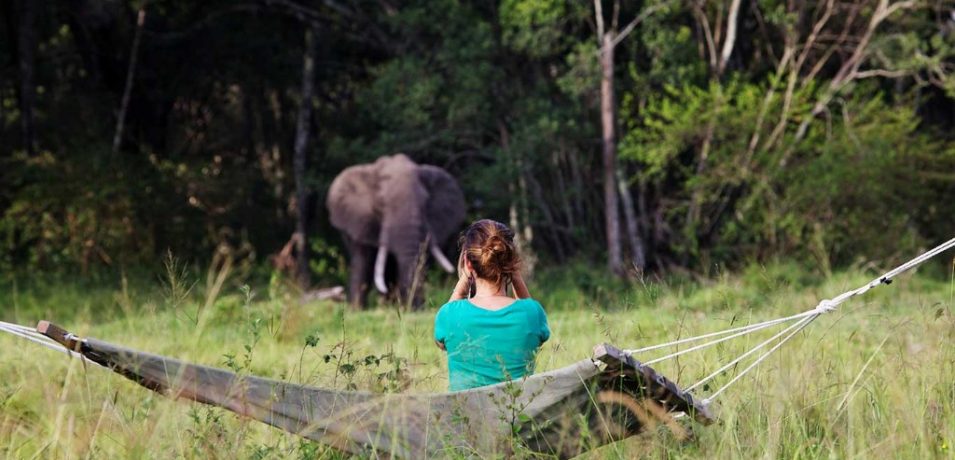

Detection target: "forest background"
[1, 0, 954, 288]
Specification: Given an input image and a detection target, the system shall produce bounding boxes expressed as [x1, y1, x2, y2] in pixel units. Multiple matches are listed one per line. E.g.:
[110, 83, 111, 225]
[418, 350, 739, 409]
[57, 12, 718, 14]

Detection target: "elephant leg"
[345, 237, 374, 309]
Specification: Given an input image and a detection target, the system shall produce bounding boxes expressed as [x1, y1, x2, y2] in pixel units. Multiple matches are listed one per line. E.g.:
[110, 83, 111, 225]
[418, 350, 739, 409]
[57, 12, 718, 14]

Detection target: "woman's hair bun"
[459, 219, 521, 286]
[484, 234, 506, 255]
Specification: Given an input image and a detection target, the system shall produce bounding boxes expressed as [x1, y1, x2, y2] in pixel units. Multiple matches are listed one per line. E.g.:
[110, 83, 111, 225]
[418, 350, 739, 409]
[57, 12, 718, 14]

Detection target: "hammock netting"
[35, 322, 712, 459]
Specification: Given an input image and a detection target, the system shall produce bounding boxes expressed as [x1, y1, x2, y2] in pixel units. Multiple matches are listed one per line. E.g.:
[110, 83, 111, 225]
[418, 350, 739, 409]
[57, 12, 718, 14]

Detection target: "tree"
[594, 0, 666, 275]
[112, 6, 146, 154]
[292, 24, 319, 289]
[0, 0, 951, 276]
[619, 0, 953, 267]
[595, 1, 622, 275]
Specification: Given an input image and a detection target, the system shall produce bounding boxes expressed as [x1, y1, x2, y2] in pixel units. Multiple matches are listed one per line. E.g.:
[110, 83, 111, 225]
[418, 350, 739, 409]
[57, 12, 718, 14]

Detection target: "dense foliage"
[1, 0, 953, 279]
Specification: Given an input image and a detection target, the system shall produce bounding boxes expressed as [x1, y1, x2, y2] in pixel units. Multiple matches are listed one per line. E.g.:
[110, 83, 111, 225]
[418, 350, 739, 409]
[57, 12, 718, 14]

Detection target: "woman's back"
[434, 219, 550, 391]
[435, 298, 550, 391]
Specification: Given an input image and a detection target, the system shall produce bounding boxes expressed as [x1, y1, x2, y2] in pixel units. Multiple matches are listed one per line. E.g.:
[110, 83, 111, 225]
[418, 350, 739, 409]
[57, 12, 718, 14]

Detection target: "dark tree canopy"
[1, 0, 953, 279]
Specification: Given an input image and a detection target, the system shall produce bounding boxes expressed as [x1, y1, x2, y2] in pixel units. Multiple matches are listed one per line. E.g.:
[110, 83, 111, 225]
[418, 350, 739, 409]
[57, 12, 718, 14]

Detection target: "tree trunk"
[616, 166, 645, 272]
[113, 7, 146, 154]
[14, 0, 36, 155]
[718, 0, 742, 75]
[526, 173, 566, 262]
[499, 121, 536, 276]
[292, 25, 318, 289]
[600, 33, 623, 276]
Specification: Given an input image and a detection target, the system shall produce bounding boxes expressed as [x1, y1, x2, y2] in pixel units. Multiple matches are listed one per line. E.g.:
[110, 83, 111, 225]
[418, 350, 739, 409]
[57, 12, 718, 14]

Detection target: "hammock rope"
[684, 314, 815, 393]
[0, 320, 99, 365]
[623, 307, 824, 356]
[624, 236, 955, 405]
[701, 315, 817, 404]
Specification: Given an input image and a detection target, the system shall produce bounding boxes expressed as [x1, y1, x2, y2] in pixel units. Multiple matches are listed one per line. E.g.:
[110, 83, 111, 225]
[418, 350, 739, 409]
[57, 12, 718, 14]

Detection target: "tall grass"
[0, 260, 952, 459]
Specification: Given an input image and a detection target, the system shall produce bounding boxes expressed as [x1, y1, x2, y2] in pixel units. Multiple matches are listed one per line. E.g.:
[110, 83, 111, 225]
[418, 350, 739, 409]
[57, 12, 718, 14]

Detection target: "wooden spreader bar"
[36, 320, 83, 352]
[593, 343, 715, 424]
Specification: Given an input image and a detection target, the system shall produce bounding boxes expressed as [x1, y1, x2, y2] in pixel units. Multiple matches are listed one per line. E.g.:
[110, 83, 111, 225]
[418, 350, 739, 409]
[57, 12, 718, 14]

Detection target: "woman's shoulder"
[438, 298, 543, 313]
[437, 299, 470, 313]
[515, 297, 545, 311]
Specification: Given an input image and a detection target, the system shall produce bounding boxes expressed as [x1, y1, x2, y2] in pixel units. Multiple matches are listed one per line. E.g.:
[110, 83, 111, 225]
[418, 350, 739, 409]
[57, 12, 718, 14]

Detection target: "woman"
[434, 219, 550, 391]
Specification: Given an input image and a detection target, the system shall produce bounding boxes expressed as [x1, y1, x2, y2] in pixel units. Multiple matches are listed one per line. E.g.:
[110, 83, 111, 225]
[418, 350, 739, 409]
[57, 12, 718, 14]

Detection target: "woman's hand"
[511, 271, 531, 299]
[449, 275, 469, 301]
[450, 252, 472, 301]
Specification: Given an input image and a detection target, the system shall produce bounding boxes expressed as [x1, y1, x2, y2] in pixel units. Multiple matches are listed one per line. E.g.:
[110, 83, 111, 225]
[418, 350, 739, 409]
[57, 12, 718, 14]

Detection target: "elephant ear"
[418, 165, 466, 244]
[326, 163, 380, 246]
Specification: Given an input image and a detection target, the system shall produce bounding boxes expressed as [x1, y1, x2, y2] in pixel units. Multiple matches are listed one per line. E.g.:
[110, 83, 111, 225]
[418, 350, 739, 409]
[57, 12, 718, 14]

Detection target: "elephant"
[326, 154, 466, 309]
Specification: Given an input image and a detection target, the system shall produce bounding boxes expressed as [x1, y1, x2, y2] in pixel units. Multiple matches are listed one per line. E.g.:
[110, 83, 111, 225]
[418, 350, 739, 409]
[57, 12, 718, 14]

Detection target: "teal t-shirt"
[434, 298, 550, 391]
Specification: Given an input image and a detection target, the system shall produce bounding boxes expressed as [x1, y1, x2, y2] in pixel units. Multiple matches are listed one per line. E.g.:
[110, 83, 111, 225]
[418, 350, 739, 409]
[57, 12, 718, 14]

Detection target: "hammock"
[12, 322, 712, 458]
[2, 236, 953, 458]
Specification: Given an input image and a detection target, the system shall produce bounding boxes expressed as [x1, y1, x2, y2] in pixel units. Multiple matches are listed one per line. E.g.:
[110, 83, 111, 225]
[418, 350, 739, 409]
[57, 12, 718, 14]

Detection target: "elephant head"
[326, 154, 466, 308]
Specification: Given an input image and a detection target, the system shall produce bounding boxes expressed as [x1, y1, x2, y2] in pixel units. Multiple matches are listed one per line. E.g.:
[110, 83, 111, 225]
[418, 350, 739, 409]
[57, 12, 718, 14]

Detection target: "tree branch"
[794, 0, 835, 77]
[610, 0, 677, 49]
[113, 6, 146, 154]
[761, 0, 837, 151]
[689, 2, 718, 71]
[783, 0, 921, 162]
[261, 0, 353, 25]
[144, 5, 262, 42]
[853, 68, 912, 79]
[717, 0, 742, 75]
[750, 0, 780, 66]
[594, 0, 605, 44]
[801, 1, 860, 87]
[611, 0, 620, 32]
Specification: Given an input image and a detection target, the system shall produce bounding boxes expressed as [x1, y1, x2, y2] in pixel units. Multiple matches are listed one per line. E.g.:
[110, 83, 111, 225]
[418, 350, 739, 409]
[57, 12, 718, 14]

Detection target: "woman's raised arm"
[511, 271, 531, 299]
[449, 276, 469, 301]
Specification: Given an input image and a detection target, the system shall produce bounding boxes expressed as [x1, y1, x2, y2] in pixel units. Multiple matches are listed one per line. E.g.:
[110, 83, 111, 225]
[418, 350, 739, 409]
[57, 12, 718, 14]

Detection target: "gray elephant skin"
[326, 154, 466, 309]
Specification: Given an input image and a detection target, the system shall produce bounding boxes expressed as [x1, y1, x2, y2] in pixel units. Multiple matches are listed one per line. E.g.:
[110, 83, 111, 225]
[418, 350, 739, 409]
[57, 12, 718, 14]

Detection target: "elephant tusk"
[374, 246, 389, 294]
[429, 239, 455, 273]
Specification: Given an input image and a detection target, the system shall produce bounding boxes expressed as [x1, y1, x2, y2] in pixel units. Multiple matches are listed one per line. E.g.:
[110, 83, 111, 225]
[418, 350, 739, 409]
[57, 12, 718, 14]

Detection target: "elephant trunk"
[374, 245, 389, 294]
[376, 222, 453, 306]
